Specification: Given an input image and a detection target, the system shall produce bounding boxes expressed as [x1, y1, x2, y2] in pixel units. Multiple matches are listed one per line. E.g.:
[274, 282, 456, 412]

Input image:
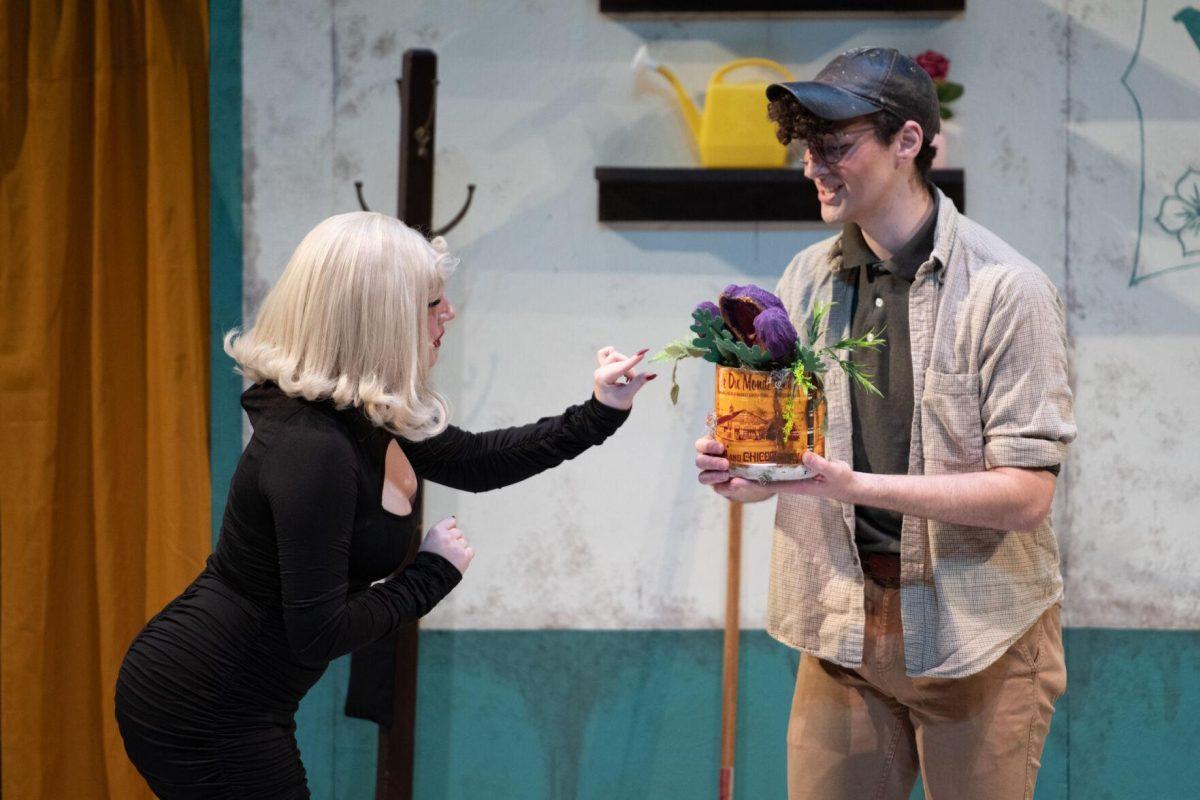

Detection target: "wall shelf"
[599, 1, 963, 15]
[595, 167, 964, 223]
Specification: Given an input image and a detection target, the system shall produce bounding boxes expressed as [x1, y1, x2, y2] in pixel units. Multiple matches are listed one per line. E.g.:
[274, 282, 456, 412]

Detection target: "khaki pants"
[787, 579, 1066, 800]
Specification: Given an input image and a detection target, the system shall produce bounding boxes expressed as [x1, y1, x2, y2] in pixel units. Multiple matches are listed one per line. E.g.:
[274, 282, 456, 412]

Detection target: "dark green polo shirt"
[844, 192, 1058, 554]
[843, 193, 938, 555]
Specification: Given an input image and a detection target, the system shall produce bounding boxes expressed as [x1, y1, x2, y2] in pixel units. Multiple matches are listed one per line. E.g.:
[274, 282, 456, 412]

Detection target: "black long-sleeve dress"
[115, 382, 628, 799]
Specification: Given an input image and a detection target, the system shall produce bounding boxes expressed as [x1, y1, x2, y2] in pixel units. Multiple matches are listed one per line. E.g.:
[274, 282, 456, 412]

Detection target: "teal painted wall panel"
[208, 0, 244, 549]
[413, 631, 797, 800]
[1064, 628, 1200, 800]
[407, 630, 1181, 800]
[286, 628, 1197, 799]
[296, 655, 379, 799]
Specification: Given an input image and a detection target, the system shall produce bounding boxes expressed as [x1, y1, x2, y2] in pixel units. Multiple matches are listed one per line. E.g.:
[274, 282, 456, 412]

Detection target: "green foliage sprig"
[652, 299, 885, 406]
[689, 308, 773, 370]
[653, 339, 706, 405]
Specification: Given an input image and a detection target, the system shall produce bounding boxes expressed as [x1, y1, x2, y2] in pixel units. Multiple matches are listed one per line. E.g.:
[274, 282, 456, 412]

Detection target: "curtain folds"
[1, 2, 211, 796]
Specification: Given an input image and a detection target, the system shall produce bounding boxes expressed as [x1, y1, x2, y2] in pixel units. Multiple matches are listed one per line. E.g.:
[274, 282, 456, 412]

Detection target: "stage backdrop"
[216, 1, 1200, 798]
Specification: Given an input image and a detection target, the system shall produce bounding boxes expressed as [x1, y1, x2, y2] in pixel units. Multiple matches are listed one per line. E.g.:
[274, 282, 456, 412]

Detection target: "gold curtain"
[1, 2, 211, 796]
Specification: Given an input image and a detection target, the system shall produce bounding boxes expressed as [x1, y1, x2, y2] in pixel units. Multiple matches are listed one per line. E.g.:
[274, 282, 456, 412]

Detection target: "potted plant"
[653, 284, 883, 481]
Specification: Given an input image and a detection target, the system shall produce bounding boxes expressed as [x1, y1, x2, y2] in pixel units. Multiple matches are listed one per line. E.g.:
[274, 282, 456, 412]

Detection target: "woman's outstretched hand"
[593, 346, 657, 411]
[419, 516, 474, 575]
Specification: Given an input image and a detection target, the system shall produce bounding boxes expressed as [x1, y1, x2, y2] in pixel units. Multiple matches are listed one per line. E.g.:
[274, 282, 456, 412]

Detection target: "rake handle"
[719, 500, 743, 800]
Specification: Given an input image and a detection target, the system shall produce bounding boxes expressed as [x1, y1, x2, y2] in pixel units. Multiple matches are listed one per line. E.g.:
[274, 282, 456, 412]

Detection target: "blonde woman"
[114, 212, 652, 799]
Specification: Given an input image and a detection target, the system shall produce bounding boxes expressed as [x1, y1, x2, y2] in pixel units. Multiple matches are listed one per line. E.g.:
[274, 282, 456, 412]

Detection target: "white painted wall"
[242, 0, 1199, 631]
[1062, 0, 1200, 627]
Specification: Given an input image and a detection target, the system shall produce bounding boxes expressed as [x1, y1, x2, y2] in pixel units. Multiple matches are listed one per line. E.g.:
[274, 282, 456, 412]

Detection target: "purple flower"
[694, 301, 720, 319]
[719, 284, 785, 345]
[753, 306, 799, 361]
[722, 284, 784, 310]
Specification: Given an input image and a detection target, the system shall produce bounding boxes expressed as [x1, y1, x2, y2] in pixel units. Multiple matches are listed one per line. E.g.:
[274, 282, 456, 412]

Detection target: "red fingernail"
[646, 373, 658, 381]
[636, 348, 649, 356]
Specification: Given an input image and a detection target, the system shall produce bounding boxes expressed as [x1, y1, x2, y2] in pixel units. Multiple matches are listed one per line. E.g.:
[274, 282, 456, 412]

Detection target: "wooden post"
[397, 49, 436, 233]
[719, 500, 743, 800]
[376, 48, 437, 800]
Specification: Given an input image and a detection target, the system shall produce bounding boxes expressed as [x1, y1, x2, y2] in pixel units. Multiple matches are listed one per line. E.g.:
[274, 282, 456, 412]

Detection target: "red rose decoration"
[915, 50, 950, 81]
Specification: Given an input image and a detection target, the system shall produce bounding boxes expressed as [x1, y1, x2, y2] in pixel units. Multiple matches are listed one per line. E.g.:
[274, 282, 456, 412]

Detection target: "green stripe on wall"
[208, 0, 243, 548]
[295, 628, 1200, 799]
[295, 654, 379, 800]
[413, 630, 796, 800]
[1061, 628, 1200, 799]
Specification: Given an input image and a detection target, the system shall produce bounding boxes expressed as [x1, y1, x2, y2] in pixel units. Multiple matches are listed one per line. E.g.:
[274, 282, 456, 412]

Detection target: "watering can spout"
[631, 46, 703, 144]
[632, 48, 794, 167]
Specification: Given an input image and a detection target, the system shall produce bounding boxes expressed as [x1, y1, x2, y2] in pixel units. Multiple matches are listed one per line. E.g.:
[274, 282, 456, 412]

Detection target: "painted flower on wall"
[914, 50, 963, 120]
[1155, 167, 1200, 257]
[915, 50, 949, 81]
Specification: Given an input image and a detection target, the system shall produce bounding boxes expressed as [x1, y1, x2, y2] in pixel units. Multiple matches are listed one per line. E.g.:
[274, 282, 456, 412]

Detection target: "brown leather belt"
[861, 552, 902, 588]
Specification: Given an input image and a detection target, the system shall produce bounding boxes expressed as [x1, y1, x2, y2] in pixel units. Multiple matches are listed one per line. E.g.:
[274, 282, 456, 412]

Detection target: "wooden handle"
[719, 766, 734, 800]
[719, 501, 743, 799]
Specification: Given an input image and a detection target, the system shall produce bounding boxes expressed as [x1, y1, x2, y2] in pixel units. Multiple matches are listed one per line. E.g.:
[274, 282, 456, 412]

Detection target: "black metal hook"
[352, 58, 473, 236]
[352, 180, 475, 238]
[430, 184, 476, 237]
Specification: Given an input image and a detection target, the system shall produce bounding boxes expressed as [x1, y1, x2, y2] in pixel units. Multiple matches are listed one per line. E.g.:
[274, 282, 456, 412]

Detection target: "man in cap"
[694, 47, 1075, 799]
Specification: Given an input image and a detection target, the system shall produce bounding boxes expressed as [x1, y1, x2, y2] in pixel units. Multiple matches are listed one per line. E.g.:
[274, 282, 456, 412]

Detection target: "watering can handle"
[711, 58, 795, 85]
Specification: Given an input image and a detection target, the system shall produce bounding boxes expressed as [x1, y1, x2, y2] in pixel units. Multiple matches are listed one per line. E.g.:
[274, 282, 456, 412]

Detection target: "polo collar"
[832, 182, 953, 279]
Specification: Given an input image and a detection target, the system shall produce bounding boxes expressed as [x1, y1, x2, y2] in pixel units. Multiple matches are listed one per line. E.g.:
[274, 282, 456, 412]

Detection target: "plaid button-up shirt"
[769, 190, 1076, 678]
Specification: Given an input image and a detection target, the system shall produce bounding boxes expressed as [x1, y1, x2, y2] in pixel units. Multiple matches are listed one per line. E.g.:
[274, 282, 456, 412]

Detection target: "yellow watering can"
[632, 46, 795, 168]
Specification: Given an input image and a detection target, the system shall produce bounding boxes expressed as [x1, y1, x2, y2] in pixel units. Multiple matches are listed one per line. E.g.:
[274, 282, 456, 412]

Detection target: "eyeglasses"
[803, 125, 877, 167]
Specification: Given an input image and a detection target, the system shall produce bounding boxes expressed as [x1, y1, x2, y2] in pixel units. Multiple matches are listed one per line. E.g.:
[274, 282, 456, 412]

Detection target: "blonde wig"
[225, 212, 457, 440]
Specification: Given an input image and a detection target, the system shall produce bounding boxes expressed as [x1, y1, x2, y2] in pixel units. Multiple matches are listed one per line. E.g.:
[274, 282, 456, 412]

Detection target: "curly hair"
[767, 97, 937, 178]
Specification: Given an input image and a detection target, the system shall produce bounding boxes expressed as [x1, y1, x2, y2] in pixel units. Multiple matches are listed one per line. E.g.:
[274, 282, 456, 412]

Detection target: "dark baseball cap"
[766, 47, 941, 141]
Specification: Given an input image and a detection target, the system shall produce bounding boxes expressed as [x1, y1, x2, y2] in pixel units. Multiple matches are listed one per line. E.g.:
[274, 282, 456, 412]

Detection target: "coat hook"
[354, 181, 371, 212]
[430, 184, 476, 237]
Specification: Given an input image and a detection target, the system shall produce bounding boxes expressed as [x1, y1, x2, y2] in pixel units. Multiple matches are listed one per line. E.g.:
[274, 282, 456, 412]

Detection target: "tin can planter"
[713, 365, 826, 481]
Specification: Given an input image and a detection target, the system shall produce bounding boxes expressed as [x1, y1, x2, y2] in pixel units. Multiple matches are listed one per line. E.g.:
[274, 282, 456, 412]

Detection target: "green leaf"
[693, 315, 773, 370]
[781, 404, 796, 441]
[792, 359, 819, 397]
[796, 345, 824, 377]
[856, 376, 884, 398]
[828, 328, 886, 353]
[839, 359, 883, 397]
[650, 339, 705, 363]
[939, 107, 954, 120]
[726, 339, 773, 370]
[650, 335, 709, 404]
[937, 82, 964, 103]
[711, 335, 743, 364]
[689, 314, 734, 366]
[806, 301, 832, 345]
